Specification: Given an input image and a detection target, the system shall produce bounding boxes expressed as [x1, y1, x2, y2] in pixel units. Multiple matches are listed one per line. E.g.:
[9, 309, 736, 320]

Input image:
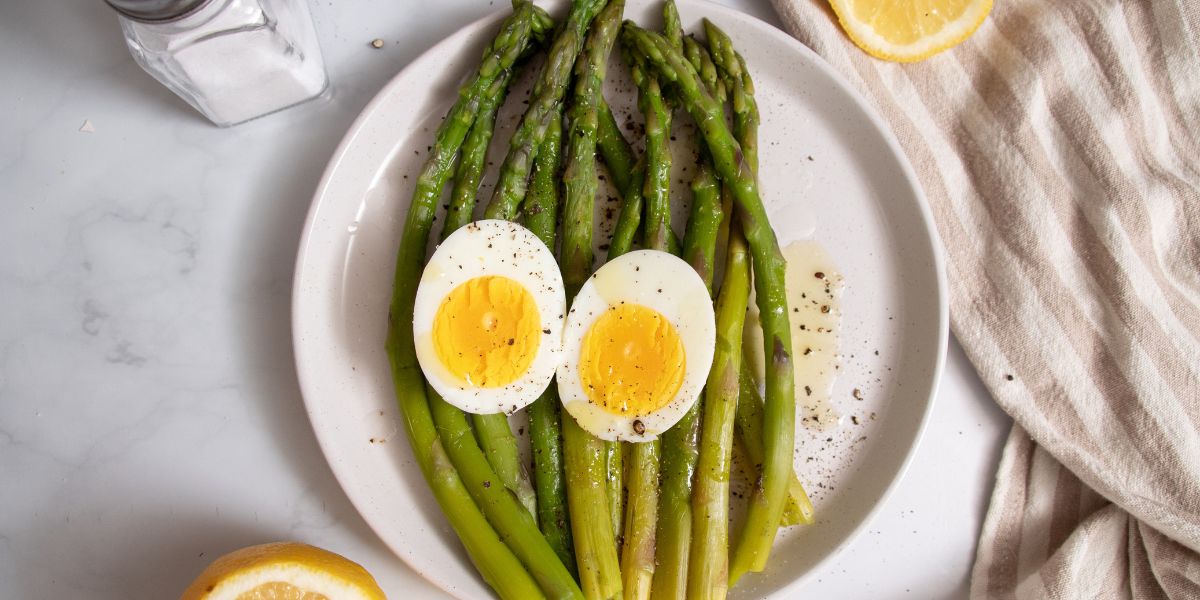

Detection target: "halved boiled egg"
[413, 220, 565, 414]
[557, 250, 716, 442]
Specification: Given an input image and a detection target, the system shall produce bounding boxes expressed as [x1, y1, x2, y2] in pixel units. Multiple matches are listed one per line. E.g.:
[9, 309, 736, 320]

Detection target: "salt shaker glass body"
[115, 0, 329, 127]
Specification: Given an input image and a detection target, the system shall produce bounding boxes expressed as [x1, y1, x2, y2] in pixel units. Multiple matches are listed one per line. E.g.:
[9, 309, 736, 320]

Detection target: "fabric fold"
[766, 0, 1200, 596]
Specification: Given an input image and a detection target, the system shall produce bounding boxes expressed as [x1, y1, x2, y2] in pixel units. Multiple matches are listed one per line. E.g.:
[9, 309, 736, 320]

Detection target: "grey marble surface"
[0, 1, 1010, 597]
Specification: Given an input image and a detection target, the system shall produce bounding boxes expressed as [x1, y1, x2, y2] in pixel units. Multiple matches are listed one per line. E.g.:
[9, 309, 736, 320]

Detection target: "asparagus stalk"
[653, 151, 723, 600]
[704, 16, 813, 528]
[471, 412, 538, 520]
[597, 100, 636, 198]
[736, 361, 815, 526]
[622, 435, 659, 600]
[606, 152, 646, 259]
[425, 432, 544, 599]
[596, 102, 636, 552]
[703, 19, 803, 574]
[443, 19, 553, 527]
[663, 0, 683, 49]
[525, 110, 565, 241]
[524, 116, 578, 571]
[384, 6, 545, 598]
[562, 418, 618, 599]
[560, 2, 626, 598]
[443, 22, 543, 538]
[616, 28, 675, 600]
[621, 23, 796, 583]
[687, 225, 750, 600]
[531, 3, 555, 40]
[451, 72, 540, 522]
[443, 70, 510, 236]
[486, 0, 607, 221]
[647, 5, 707, 598]
[416, 14, 581, 597]
[625, 47, 673, 255]
[656, 31, 732, 597]
[429, 389, 584, 600]
[561, 0, 619, 302]
[679, 34, 729, 288]
[682, 37, 726, 113]
[681, 162, 722, 290]
[604, 440, 624, 547]
[703, 20, 758, 174]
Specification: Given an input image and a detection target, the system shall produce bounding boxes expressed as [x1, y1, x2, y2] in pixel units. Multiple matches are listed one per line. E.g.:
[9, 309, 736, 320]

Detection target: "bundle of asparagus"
[385, 1, 812, 598]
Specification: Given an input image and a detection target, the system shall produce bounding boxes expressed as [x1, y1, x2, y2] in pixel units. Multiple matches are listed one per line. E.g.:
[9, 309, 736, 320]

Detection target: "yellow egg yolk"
[432, 275, 540, 388]
[579, 303, 685, 416]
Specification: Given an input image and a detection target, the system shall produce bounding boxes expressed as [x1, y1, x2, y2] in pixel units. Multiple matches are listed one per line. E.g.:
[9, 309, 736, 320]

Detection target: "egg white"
[557, 250, 716, 442]
[413, 220, 565, 414]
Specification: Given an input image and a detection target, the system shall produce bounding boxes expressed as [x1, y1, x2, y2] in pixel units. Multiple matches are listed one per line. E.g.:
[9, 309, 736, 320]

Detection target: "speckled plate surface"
[292, 1, 946, 597]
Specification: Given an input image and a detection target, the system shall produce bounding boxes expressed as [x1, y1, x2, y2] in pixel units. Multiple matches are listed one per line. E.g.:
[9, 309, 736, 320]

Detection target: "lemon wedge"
[180, 542, 387, 600]
[829, 0, 993, 62]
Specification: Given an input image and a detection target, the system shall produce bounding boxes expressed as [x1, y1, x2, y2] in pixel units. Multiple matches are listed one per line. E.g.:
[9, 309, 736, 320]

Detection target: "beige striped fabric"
[766, 0, 1200, 596]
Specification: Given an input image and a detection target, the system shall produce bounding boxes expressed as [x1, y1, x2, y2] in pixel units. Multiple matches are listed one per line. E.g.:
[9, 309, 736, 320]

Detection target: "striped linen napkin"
[766, 0, 1200, 596]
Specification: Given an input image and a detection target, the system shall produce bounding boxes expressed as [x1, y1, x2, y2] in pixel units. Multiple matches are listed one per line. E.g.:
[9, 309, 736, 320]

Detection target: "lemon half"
[829, 0, 993, 62]
[180, 542, 387, 600]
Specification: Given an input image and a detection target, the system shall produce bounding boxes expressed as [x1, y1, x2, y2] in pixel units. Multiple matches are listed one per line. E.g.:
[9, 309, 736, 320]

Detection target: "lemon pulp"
[830, 0, 992, 62]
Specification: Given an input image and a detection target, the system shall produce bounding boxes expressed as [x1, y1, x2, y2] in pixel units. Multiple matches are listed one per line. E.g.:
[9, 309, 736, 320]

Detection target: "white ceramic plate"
[293, 1, 947, 597]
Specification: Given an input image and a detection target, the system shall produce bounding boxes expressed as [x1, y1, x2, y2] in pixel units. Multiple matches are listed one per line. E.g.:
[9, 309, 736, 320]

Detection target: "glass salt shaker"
[108, 0, 330, 127]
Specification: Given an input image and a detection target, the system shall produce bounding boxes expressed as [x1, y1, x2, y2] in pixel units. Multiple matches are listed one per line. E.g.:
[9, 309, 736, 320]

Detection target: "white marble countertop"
[0, 1, 1011, 598]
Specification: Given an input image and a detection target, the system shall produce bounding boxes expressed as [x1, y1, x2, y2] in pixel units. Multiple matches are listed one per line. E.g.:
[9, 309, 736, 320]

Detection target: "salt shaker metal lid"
[104, 0, 212, 23]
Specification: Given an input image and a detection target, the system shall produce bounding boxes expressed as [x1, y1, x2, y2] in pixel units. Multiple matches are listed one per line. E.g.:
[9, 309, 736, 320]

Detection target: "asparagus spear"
[444, 53, 542, 539]
[471, 412, 539, 520]
[442, 69, 511, 236]
[704, 20, 758, 174]
[681, 162, 722, 289]
[621, 23, 796, 584]
[404, 7, 581, 597]
[616, 27, 675, 599]
[384, 5, 545, 598]
[597, 100, 636, 198]
[606, 152, 646, 259]
[682, 36, 726, 113]
[663, 0, 683, 49]
[691, 35, 734, 280]
[622, 434, 659, 600]
[429, 389, 584, 600]
[736, 361, 815, 526]
[523, 116, 578, 571]
[647, 5, 708, 598]
[604, 439, 624, 547]
[523, 5, 564, 544]
[486, 0, 607, 221]
[686, 225, 750, 600]
[655, 153, 723, 600]
[704, 16, 814, 528]
[679, 34, 728, 285]
[595, 103, 636, 550]
[531, 3, 555, 39]
[525, 110, 564, 241]
[625, 46, 673, 256]
[703, 18, 809, 572]
[440, 15, 557, 528]
[439, 63, 542, 525]
[560, 2, 626, 598]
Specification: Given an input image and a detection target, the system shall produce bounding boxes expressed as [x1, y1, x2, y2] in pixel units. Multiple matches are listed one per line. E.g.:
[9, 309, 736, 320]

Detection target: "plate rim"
[292, 1, 948, 596]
